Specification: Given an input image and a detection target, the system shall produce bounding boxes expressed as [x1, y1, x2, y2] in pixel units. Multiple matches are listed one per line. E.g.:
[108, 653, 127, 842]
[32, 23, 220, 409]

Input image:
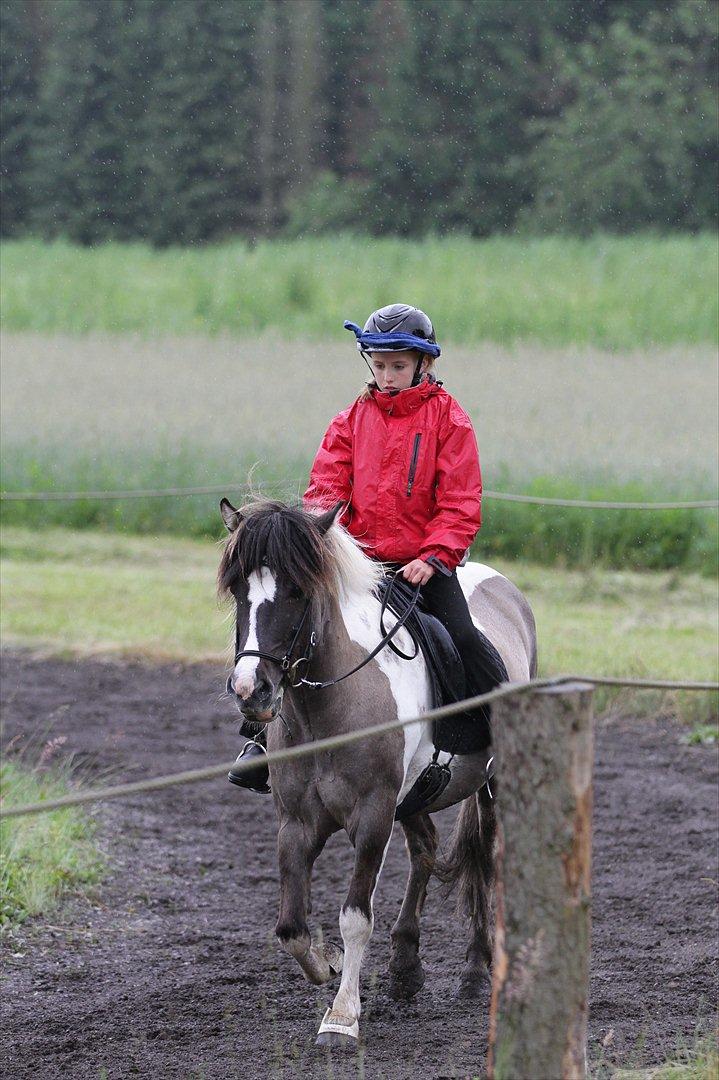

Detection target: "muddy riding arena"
[2, 652, 717, 1079]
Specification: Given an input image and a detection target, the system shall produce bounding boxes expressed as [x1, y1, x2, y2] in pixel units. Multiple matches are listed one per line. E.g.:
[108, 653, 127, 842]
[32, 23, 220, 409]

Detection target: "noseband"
[226, 601, 317, 695]
[227, 575, 421, 698]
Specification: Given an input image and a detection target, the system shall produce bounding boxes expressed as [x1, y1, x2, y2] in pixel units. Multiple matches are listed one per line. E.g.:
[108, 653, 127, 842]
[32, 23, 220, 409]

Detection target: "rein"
[228, 574, 421, 695]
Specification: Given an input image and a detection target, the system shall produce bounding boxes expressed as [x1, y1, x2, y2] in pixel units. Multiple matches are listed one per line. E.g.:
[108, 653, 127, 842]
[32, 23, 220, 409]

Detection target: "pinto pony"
[218, 499, 537, 1047]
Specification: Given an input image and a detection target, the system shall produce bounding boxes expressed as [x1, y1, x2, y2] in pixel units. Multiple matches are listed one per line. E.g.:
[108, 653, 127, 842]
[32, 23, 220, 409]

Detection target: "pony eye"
[288, 585, 303, 600]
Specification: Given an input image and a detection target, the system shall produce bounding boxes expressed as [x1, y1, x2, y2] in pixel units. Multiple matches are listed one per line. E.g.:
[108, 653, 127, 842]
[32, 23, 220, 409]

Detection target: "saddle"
[376, 574, 507, 756]
[376, 573, 508, 822]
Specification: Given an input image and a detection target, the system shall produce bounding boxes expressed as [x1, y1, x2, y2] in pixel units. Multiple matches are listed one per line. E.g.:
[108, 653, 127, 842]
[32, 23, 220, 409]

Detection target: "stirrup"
[228, 739, 271, 794]
[395, 760, 452, 821]
[484, 755, 495, 800]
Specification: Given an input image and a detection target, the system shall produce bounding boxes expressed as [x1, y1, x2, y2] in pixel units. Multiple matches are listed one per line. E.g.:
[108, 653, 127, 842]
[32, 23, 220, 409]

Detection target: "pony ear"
[220, 498, 243, 532]
[315, 500, 345, 535]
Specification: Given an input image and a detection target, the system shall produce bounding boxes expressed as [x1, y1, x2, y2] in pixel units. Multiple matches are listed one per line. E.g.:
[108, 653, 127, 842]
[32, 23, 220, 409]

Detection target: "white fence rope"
[1, 484, 717, 510]
[2, 674, 716, 820]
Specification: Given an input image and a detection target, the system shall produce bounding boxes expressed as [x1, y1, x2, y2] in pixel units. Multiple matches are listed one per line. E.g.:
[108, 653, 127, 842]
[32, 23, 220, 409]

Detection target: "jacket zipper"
[406, 434, 422, 496]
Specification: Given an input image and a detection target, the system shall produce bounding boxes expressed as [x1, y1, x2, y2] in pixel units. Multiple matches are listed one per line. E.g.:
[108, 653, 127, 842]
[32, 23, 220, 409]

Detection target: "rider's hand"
[401, 559, 435, 586]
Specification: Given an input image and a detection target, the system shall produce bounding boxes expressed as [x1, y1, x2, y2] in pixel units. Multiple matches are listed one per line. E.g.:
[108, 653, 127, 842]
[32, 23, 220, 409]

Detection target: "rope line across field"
[1, 483, 717, 510]
[2, 674, 716, 820]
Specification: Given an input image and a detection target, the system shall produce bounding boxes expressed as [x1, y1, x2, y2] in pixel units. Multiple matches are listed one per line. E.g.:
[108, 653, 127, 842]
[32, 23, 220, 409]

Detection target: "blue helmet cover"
[344, 320, 441, 358]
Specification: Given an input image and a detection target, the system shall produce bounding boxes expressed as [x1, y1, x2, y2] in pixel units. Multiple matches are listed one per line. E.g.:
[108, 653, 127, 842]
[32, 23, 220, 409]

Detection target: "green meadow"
[1, 235, 717, 571]
[2, 234, 717, 348]
[2, 326, 716, 572]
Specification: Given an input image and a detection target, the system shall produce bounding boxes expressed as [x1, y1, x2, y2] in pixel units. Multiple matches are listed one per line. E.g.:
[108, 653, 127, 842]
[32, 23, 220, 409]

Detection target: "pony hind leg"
[316, 799, 395, 1048]
[275, 815, 342, 986]
[434, 787, 497, 999]
[459, 786, 496, 998]
[388, 811, 438, 1000]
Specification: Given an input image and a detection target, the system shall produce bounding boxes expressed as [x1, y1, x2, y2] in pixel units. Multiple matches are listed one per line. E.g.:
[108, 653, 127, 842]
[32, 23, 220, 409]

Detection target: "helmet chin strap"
[360, 350, 426, 395]
[360, 350, 376, 384]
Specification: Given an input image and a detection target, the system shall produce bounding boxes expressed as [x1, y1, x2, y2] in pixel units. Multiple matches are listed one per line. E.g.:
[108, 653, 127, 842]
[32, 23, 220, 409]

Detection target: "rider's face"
[369, 351, 428, 392]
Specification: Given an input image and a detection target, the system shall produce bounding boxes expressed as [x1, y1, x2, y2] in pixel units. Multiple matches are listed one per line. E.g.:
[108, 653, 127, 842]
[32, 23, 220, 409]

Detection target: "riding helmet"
[362, 304, 437, 351]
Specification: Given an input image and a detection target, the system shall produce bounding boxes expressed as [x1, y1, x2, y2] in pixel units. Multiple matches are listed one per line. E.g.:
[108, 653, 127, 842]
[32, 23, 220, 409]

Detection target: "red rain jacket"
[304, 380, 482, 571]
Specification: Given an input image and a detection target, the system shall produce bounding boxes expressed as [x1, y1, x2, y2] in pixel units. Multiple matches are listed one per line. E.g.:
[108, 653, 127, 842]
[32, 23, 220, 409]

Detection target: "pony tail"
[434, 788, 495, 917]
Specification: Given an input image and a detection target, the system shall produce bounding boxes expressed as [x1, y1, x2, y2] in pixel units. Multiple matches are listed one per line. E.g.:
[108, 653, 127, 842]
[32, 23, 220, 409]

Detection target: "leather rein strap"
[229, 575, 421, 693]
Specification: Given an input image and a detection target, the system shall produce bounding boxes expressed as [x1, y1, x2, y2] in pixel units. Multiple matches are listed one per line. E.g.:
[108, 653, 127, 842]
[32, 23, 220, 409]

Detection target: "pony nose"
[231, 673, 256, 700]
[228, 672, 273, 704]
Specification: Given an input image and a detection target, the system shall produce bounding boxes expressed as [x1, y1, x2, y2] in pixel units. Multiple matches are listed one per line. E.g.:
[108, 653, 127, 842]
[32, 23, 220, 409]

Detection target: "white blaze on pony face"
[232, 566, 277, 697]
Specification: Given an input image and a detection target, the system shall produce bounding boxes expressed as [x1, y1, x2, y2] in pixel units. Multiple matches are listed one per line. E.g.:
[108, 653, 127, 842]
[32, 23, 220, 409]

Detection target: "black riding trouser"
[422, 571, 506, 740]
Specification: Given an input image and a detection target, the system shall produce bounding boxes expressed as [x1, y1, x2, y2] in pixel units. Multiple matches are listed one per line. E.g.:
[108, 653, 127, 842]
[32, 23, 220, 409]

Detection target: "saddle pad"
[377, 575, 506, 755]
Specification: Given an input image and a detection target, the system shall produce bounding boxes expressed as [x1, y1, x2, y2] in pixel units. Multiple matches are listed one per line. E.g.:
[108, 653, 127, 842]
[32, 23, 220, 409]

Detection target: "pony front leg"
[316, 805, 394, 1048]
[389, 811, 438, 999]
[275, 816, 342, 985]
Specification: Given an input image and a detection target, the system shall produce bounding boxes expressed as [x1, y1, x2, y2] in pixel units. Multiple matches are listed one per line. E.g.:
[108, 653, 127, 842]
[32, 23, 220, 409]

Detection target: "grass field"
[2, 331, 716, 571]
[0, 760, 104, 927]
[2, 526, 716, 722]
[2, 234, 717, 348]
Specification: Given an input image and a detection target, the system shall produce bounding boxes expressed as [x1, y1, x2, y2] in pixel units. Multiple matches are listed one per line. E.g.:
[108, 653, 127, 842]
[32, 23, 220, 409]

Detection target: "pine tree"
[284, 0, 322, 200]
[10, 0, 717, 242]
[142, 0, 260, 244]
[521, 0, 718, 233]
[317, 0, 376, 176]
[30, 0, 153, 242]
[1, 0, 48, 235]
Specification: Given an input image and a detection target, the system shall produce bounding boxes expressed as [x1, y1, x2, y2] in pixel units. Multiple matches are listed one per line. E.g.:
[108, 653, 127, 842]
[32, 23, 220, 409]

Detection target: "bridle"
[226, 574, 421, 698]
[225, 601, 316, 696]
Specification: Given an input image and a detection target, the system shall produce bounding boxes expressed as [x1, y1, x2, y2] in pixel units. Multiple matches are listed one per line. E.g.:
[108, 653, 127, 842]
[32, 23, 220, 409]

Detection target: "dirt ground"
[1, 651, 717, 1080]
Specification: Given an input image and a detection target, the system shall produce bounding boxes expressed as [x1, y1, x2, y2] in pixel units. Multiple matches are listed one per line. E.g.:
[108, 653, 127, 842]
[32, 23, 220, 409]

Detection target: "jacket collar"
[369, 378, 443, 416]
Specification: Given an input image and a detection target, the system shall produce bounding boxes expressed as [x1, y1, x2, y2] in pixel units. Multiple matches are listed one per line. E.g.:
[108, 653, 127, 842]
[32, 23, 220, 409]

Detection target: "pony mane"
[218, 499, 382, 604]
[324, 516, 384, 600]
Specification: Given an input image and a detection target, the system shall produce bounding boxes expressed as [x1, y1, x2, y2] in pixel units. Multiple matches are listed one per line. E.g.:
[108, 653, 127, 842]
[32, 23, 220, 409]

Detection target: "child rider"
[229, 303, 505, 792]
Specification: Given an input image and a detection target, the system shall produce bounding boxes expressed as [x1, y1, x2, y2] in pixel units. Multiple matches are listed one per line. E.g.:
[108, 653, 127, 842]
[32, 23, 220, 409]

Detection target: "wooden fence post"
[487, 682, 595, 1080]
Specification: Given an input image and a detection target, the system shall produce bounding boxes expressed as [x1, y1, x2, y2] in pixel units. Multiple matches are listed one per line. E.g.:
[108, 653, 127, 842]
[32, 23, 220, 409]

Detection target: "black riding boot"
[228, 729, 271, 793]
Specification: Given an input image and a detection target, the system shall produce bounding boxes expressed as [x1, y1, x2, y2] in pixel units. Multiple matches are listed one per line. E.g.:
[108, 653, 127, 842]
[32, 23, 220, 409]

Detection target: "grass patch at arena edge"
[604, 1029, 719, 1080]
[1, 525, 716, 723]
[0, 759, 105, 928]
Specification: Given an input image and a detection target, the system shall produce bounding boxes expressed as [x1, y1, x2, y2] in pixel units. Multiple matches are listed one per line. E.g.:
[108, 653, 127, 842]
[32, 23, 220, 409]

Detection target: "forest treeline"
[1, 0, 717, 244]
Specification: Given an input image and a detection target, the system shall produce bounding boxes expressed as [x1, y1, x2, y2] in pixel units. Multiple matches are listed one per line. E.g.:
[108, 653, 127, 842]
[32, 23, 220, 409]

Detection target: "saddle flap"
[377, 573, 508, 756]
[377, 574, 465, 707]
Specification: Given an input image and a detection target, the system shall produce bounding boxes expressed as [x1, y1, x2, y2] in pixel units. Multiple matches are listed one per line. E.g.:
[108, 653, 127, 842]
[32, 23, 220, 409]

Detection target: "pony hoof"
[458, 969, 491, 999]
[388, 962, 425, 1000]
[316, 1009, 359, 1049]
[320, 942, 344, 976]
[316, 1030, 358, 1049]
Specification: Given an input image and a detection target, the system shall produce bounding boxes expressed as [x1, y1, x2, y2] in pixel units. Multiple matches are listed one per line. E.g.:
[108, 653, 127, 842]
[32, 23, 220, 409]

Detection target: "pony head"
[218, 498, 348, 722]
